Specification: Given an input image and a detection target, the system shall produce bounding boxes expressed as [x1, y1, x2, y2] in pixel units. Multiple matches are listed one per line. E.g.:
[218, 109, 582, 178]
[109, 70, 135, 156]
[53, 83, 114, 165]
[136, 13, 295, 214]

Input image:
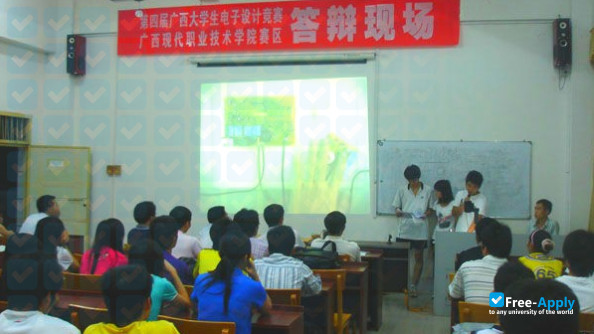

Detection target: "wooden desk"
[361, 250, 383, 331]
[356, 241, 408, 292]
[53, 291, 303, 334]
[302, 281, 334, 334]
[252, 304, 304, 334]
[341, 262, 369, 334]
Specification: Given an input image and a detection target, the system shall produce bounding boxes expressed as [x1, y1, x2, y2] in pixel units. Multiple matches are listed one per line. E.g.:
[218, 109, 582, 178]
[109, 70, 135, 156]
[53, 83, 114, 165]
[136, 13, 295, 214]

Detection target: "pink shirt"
[80, 247, 128, 275]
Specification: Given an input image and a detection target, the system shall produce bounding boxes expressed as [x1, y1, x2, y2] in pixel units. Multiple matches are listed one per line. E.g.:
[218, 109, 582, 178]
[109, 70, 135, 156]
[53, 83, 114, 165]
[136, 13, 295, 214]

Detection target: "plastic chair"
[313, 269, 351, 334]
[266, 289, 302, 306]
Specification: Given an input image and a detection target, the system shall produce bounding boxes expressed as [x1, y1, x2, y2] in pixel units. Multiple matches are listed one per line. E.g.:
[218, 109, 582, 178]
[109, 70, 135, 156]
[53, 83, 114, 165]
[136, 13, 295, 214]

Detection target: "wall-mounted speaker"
[553, 18, 571, 69]
[67, 34, 86, 75]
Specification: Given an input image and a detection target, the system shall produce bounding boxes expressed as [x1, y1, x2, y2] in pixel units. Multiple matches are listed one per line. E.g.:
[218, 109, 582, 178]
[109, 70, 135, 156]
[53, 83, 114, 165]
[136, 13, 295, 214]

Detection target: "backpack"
[292, 241, 340, 269]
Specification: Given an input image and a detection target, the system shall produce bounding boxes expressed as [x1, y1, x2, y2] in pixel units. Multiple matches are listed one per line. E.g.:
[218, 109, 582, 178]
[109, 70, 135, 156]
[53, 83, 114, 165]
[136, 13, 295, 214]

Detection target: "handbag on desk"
[293, 241, 340, 269]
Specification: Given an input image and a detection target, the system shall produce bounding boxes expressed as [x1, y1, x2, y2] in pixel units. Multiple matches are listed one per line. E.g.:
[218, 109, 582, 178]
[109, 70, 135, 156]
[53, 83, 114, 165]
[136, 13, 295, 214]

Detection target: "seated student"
[83, 265, 179, 334]
[192, 232, 272, 334]
[19, 195, 60, 235]
[193, 218, 231, 278]
[500, 279, 580, 334]
[519, 229, 563, 278]
[455, 218, 492, 270]
[34, 216, 77, 271]
[150, 215, 193, 285]
[234, 209, 268, 260]
[199, 206, 227, 249]
[471, 262, 535, 334]
[556, 229, 594, 312]
[128, 240, 191, 321]
[170, 206, 202, 260]
[452, 170, 487, 233]
[449, 220, 511, 304]
[255, 226, 322, 296]
[311, 211, 361, 261]
[0, 234, 80, 334]
[127, 201, 156, 247]
[526, 199, 560, 235]
[262, 204, 305, 247]
[80, 218, 127, 275]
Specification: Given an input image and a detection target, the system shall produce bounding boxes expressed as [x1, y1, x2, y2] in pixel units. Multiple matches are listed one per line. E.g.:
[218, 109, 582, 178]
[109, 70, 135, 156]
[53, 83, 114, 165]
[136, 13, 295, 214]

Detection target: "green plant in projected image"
[224, 96, 295, 147]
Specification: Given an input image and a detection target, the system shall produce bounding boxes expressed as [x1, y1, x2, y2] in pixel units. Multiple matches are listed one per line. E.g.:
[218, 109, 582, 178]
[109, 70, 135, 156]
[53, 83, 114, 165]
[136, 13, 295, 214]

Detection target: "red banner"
[117, 0, 459, 56]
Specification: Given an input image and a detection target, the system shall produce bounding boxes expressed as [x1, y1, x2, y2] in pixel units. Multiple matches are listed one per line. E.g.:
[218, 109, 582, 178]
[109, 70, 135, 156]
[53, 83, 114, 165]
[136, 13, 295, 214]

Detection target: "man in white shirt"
[198, 206, 227, 249]
[449, 219, 511, 304]
[452, 170, 487, 233]
[392, 165, 433, 297]
[18, 195, 60, 235]
[255, 226, 322, 296]
[0, 234, 80, 334]
[526, 199, 560, 235]
[170, 206, 202, 259]
[261, 204, 305, 248]
[311, 211, 360, 261]
[556, 229, 594, 312]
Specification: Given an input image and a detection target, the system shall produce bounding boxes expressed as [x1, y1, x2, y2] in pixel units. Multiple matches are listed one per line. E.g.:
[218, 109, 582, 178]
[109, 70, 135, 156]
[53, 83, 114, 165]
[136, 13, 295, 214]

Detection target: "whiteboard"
[376, 141, 531, 218]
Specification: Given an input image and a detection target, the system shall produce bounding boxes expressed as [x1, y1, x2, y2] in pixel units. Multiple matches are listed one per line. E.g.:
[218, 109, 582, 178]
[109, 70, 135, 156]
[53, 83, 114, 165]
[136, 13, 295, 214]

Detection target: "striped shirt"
[254, 253, 322, 297]
[250, 237, 269, 260]
[449, 255, 507, 303]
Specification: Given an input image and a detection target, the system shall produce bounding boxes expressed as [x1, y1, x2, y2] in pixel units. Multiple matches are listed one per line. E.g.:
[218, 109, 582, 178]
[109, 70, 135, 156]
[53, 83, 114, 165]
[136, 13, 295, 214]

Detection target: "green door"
[26, 146, 91, 246]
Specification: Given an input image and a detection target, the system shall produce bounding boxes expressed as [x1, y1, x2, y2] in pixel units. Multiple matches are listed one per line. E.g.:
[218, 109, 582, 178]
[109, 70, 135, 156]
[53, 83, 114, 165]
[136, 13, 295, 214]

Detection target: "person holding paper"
[392, 164, 433, 297]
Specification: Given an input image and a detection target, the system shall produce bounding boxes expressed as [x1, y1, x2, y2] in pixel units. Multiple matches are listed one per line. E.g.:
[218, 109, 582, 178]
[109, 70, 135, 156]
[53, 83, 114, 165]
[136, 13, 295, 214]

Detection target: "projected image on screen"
[199, 77, 370, 214]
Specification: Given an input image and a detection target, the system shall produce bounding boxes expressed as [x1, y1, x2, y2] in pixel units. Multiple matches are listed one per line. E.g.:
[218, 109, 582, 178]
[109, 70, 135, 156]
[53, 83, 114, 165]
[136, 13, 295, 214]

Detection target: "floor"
[369, 292, 450, 334]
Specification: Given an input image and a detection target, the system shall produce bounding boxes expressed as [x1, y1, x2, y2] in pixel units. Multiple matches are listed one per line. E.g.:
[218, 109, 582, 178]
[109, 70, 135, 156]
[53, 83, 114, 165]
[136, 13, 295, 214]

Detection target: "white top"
[255, 253, 322, 297]
[172, 230, 202, 259]
[392, 184, 433, 240]
[556, 275, 594, 312]
[198, 224, 213, 249]
[453, 190, 487, 233]
[57, 246, 73, 270]
[311, 235, 361, 262]
[0, 309, 80, 334]
[259, 226, 305, 248]
[449, 255, 507, 304]
[432, 200, 455, 241]
[18, 213, 48, 235]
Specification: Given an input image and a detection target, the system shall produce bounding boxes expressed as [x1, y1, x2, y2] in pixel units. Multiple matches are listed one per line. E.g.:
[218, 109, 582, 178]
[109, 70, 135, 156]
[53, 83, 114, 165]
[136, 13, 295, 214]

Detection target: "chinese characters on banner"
[117, 0, 459, 56]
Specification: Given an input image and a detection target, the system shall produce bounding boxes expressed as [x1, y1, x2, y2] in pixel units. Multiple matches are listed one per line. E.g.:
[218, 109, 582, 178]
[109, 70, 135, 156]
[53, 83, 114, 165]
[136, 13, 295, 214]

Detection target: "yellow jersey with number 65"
[519, 252, 563, 279]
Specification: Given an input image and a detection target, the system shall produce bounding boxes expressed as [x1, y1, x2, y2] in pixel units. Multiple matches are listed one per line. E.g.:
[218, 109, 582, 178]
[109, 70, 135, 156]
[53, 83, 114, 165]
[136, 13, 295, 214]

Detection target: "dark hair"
[101, 265, 153, 327]
[34, 216, 65, 257]
[3, 234, 63, 310]
[465, 170, 483, 187]
[150, 215, 179, 251]
[324, 211, 346, 236]
[263, 204, 284, 228]
[562, 230, 594, 277]
[36, 195, 56, 213]
[267, 226, 295, 256]
[207, 206, 227, 223]
[493, 261, 534, 292]
[210, 218, 232, 250]
[202, 232, 251, 314]
[475, 217, 494, 243]
[128, 240, 165, 276]
[433, 180, 454, 205]
[403, 164, 421, 180]
[536, 199, 553, 214]
[479, 220, 512, 258]
[169, 206, 192, 230]
[234, 208, 259, 237]
[529, 230, 555, 254]
[500, 279, 579, 334]
[90, 219, 125, 274]
[133, 201, 156, 225]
